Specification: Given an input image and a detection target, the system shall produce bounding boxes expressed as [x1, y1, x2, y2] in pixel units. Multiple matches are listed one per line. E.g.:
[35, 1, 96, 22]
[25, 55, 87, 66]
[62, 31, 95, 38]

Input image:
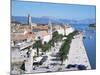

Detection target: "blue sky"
[12, 0, 96, 20]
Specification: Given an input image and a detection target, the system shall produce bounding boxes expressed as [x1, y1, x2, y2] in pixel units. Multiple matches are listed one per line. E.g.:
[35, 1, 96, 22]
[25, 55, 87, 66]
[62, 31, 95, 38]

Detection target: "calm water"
[72, 24, 96, 69]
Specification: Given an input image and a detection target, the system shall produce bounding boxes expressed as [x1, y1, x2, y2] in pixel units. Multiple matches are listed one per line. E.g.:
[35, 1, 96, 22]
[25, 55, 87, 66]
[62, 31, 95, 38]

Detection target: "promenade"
[29, 33, 91, 73]
[66, 33, 91, 70]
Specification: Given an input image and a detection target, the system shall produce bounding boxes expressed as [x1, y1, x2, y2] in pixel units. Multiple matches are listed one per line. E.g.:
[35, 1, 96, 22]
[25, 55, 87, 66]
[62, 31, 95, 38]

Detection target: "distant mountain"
[76, 19, 96, 24]
[11, 16, 96, 25]
[11, 16, 28, 24]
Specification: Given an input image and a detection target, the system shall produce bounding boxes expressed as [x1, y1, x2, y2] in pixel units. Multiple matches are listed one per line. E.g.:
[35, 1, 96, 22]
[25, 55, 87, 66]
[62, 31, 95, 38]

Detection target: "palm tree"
[52, 31, 62, 46]
[59, 43, 68, 65]
[58, 31, 78, 65]
[42, 41, 52, 54]
[57, 34, 63, 42]
[33, 37, 42, 56]
[60, 53, 67, 65]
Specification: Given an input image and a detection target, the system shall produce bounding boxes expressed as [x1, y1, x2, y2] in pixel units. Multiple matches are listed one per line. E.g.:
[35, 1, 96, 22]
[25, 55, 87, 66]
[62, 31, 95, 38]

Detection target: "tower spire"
[28, 14, 32, 30]
[28, 14, 32, 25]
[48, 19, 52, 38]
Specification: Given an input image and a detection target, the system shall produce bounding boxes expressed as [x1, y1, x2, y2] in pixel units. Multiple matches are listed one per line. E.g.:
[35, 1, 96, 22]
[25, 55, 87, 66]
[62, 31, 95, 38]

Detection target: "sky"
[12, 0, 96, 20]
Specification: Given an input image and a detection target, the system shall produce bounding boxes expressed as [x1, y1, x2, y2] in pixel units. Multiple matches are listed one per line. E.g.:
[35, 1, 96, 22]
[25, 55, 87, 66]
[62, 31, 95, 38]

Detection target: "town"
[11, 14, 91, 74]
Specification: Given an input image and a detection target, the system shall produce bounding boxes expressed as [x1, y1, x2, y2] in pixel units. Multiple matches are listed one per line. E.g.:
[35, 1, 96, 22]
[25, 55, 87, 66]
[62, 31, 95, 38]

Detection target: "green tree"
[59, 42, 68, 65]
[52, 31, 63, 46]
[33, 37, 42, 56]
[58, 31, 78, 64]
[42, 42, 50, 54]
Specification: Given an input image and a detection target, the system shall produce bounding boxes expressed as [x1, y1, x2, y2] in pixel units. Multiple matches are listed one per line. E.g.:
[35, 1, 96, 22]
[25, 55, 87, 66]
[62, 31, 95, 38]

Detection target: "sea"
[71, 24, 96, 69]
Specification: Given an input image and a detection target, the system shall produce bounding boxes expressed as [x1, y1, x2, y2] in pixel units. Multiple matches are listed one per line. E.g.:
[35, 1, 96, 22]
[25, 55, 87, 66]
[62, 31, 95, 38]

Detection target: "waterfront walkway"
[66, 33, 91, 70]
[30, 33, 91, 73]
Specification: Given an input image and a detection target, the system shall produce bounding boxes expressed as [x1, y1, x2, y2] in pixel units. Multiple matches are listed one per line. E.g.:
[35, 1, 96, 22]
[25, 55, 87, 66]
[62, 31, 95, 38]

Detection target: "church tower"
[48, 20, 52, 39]
[28, 14, 32, 30]
[28, 14, 32, 25]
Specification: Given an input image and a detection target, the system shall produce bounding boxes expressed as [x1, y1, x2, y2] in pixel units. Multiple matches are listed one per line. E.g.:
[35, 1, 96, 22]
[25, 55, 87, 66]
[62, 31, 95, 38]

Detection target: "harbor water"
[72, 24, 96, 69]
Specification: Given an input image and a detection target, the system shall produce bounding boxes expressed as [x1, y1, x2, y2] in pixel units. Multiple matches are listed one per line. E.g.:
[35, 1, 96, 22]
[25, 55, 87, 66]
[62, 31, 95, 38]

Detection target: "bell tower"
[48, 20, 52, 39]
[28, 14, 32, 25]
[28, 14, 32, 30]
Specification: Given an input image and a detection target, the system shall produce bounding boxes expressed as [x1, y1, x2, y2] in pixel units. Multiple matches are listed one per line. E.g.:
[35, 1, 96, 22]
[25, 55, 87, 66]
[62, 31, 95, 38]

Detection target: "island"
[89, 24, 96, 29]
